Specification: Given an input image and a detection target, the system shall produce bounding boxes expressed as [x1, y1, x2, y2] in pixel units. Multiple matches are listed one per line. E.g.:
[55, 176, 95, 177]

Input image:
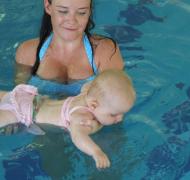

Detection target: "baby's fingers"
[96, 156, 110, 169]
[80, 119, 91, 126]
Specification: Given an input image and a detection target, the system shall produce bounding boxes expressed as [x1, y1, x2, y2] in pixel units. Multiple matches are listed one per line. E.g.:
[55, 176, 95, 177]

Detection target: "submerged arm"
[14, 62, 32, 85]
[0, 91, 7, 100]
[69, 121, 110, 169]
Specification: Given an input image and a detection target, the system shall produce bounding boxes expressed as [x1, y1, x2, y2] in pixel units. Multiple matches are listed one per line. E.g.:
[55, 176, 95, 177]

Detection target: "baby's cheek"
[101, 118, 113, 125]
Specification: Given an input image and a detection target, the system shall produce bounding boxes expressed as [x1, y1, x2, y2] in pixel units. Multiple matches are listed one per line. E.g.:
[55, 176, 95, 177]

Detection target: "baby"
[0, 70, 136, 169]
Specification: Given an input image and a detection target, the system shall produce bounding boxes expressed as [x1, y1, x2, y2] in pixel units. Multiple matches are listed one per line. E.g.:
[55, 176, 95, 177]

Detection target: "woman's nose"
[66, 13, 77, 24]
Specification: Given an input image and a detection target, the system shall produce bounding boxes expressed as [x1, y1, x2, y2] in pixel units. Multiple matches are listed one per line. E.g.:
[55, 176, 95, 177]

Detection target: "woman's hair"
[31, 0, 116, 75]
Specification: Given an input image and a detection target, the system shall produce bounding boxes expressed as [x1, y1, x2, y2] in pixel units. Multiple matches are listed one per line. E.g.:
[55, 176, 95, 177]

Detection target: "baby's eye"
[110, 114, 116, 117]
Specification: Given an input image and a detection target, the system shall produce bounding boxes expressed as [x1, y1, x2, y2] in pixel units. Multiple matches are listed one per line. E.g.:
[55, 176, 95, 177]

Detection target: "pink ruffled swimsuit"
[0, 84, 38, 127]
[60, 96, 94, 130]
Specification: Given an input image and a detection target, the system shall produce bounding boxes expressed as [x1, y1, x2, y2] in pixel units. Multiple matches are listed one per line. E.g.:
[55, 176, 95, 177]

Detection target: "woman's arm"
[14, 62, 32, 85]
[0, 91, 7, 100]
[93, 37, 124, 72]
[15, 39, 39, 85]
[0, 110, 17, 128]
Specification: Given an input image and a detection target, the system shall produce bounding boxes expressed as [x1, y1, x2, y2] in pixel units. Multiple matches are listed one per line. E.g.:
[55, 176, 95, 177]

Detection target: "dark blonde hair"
[87, 70, 136, 104]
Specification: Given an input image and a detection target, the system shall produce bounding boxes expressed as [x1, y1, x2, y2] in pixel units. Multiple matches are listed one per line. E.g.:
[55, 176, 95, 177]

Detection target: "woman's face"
[45, 0, 91, 41]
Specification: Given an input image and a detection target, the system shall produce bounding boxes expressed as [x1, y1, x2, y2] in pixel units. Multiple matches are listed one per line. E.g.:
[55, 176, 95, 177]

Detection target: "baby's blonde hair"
[87, 69, 136, 107]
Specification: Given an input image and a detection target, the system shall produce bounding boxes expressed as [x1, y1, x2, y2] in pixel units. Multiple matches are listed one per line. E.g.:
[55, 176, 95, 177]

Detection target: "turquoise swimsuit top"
[28, 34, 98, 98]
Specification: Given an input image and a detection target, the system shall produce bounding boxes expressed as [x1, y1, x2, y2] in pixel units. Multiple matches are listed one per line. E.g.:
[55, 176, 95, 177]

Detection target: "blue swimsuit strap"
[39, 34, 53, 60]
[39, 34, 98, 74]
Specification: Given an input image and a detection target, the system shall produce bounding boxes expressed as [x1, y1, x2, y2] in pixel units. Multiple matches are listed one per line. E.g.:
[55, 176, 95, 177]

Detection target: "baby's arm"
[69, 120, 110, 169]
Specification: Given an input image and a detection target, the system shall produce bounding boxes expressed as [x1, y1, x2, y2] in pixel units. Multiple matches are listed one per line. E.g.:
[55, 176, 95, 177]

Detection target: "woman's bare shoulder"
[91, 34, 115, 49]
[91, 34, 124, 71]
[16, 38, 39, 66]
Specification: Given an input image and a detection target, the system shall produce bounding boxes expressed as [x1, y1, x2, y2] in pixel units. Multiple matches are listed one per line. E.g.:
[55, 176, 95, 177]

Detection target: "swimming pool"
[0, 0, 190, 179]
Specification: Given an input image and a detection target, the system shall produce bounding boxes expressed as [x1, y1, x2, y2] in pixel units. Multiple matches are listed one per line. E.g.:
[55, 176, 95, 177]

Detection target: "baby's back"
[35, 99, 64, 126]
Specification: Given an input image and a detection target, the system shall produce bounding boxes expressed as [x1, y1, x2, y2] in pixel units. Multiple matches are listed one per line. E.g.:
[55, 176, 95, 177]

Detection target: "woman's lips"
[64, 27, 77, 31]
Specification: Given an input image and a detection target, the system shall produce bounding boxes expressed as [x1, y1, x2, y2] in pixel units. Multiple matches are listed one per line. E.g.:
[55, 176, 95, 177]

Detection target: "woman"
[15, 0, 124, 98]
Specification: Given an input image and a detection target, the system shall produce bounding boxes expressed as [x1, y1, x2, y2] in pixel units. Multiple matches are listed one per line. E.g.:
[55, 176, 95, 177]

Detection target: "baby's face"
[94, 102, 125, 125]
[93, 98, 131, 125]
[94, 107, 124, 125]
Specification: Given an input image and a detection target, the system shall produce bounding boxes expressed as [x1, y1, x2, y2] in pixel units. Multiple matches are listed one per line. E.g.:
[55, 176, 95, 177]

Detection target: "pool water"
[0, 0, 190, 179]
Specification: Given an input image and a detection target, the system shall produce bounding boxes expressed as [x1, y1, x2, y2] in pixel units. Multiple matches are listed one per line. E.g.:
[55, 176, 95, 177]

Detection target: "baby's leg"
[0, 110, 17, 128]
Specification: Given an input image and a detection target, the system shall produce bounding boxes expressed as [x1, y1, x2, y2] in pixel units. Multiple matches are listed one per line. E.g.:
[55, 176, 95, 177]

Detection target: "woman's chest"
[37, 55, 94, 82]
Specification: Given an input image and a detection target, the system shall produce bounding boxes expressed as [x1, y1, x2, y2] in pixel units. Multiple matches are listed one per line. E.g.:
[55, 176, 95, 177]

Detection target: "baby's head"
[86, 69, 136, 125]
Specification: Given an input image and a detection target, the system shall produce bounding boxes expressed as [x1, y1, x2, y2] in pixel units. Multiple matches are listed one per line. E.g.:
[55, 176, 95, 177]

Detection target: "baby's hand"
[92, 149, 110, 169]
[80, 119, 93, 127]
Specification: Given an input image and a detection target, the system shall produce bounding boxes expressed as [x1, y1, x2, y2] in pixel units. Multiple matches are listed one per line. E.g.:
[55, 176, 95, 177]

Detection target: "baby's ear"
[86, 96, 98, 110]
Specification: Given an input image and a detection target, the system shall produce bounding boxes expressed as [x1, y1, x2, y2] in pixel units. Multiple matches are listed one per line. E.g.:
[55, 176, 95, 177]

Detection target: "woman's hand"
[79, 119, 93, 127]
[79, 119, 102, 133]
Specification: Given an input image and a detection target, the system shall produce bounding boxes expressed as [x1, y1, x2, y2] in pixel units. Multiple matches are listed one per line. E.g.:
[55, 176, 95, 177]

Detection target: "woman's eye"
[77, 11, 86, 15]
[58, 10, 68, 14]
